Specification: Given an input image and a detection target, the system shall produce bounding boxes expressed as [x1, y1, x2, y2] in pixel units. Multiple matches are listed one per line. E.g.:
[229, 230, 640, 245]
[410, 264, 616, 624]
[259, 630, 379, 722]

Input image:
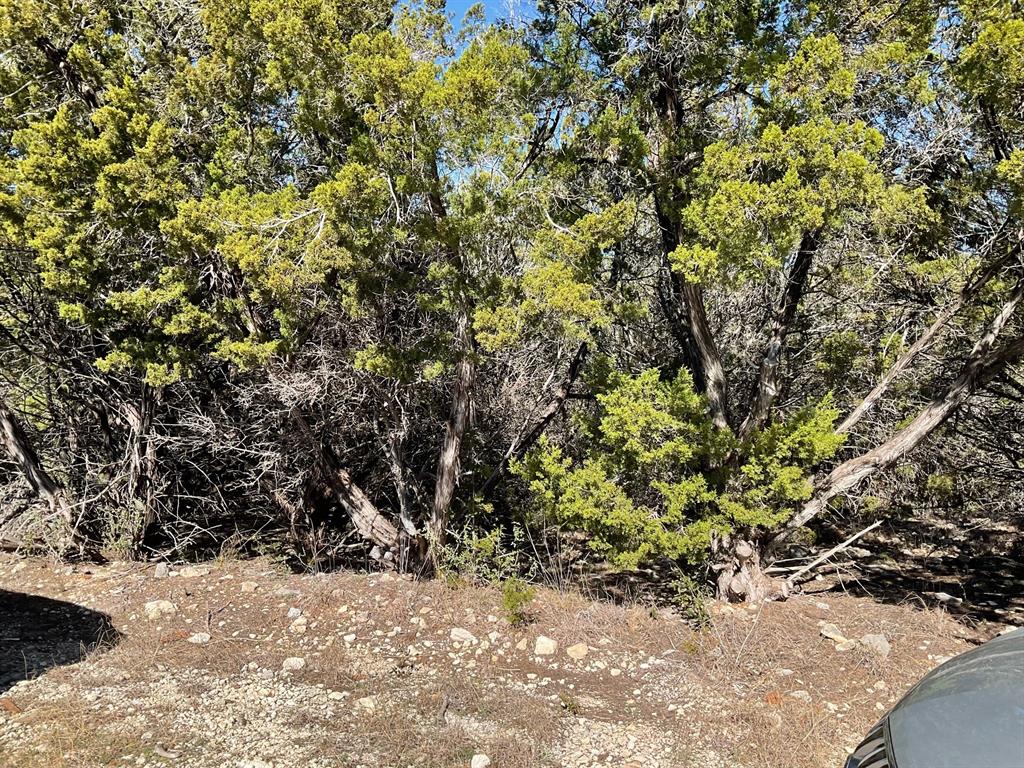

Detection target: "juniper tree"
[0, 0, 1020, 595]
[513, 0, 1024, 598]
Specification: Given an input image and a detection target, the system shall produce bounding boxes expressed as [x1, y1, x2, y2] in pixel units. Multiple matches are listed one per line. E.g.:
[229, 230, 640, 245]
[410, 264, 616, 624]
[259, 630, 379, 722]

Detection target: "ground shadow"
[0, 589, 121, 694]
[574, 513, 1024, 632]
[804, 514, 1024, 630]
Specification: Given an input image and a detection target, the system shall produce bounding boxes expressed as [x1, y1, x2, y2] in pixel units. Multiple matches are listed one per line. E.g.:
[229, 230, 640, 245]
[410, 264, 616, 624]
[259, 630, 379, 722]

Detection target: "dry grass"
[0, 554, 993, 768]
[677, 595, 974, 768]
[3, 693, 156, 768]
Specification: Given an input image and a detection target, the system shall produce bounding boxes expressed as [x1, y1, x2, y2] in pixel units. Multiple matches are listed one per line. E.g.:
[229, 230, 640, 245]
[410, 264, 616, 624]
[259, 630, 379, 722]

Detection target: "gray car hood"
[887, 628, 1024, 768]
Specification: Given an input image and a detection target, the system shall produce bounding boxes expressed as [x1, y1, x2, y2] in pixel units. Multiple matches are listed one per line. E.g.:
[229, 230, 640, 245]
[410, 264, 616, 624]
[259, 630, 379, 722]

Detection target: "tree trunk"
[423, 155, 476, 562]
[122, 386, 160, 557]
[654, 201, 730, 430]
[290, 410, 401, 561]
[769, 280, 1024, 555]
[384, 405, 422, 539]
[656, 262, 702, 377]
[740, 231, 818, 437]
[429, 309, 475, 555]
[0, 396, 82, 553]
[714, 538, 788, 603]
[679, 280, 730, 430]
[384, 409, 428, 572]
[327, 460, 401, 563]
[651, 51, 730, 431]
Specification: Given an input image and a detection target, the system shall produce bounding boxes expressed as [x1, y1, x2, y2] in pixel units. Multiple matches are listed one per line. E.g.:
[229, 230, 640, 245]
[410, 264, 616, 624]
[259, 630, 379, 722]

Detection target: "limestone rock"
[535, 635, 558, 655]
[281, 657, 305, 672]
[566, 642, 589, 660]
[355, 695, 376, 713]
[860, 634, 891, 658]
[819, 623, 848, 643]
[450, 627, 478, 645]
[176, 565, 210, 578]
[471, 755, 492, 768]
[144, 600, 177, 621]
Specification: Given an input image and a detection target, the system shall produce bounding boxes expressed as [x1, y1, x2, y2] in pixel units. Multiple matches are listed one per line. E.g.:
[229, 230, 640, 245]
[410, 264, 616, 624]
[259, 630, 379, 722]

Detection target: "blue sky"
[446, 0, 488, 17]
[444, 0, 531, 23]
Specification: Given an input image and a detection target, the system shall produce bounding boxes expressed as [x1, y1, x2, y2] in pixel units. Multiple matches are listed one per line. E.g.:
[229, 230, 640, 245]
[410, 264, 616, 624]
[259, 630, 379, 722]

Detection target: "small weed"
[435, 524, 535, 584]
[501, 577, 536, 626]
[558, 691, 582, 715]
[670, 574, 712, 629]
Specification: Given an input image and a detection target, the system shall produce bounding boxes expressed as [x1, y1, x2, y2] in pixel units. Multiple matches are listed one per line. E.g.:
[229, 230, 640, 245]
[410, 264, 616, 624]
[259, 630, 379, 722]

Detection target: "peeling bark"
[425, 156, 476, 558]
[679, 280, 730, 430]
[655, 202, 730, 429]
[429, 308, 475, 554]
[122, 386, 160, 556]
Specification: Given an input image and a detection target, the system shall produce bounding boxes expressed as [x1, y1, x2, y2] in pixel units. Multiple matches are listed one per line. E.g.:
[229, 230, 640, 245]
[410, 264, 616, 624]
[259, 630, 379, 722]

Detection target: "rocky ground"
[0, 554, 1007, 768]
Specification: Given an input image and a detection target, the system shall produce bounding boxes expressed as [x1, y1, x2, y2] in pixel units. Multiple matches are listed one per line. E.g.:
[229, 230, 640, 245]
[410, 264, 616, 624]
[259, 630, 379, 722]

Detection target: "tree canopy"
[1, 0, 1021, 599]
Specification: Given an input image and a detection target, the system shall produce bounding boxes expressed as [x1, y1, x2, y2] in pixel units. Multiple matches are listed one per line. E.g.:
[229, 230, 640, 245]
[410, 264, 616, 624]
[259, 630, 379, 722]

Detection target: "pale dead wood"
[779, 519, 884, 585]
[770, 278, 1024, 554]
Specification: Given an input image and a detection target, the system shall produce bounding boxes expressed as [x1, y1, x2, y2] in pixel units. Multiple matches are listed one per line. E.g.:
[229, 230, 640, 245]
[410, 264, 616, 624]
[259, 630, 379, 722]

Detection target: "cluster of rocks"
[819, 622, 891, 657]
[553, 717, 683, 768]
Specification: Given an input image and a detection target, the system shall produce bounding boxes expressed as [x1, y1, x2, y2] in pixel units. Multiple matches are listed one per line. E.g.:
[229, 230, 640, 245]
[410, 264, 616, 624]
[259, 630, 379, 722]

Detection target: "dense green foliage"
[0, 0, 1021, 589]
[514, 371, 844, 567]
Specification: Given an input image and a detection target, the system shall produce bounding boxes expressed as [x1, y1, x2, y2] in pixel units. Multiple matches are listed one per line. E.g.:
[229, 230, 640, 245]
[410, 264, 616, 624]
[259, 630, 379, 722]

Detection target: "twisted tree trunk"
[654, 201, 730, 430]
[0, 397, 82, 553]
[425, 156, 476, 562]
[429, 308, 475, 555]
[123, 386, 160, 557]
[679, 280, 730, 430]
[740, 231, 819, 437]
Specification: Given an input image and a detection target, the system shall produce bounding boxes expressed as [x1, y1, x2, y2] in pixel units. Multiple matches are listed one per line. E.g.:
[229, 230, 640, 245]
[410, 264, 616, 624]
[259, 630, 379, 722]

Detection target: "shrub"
[501, 577, 536, 626]
[670, 574, 712, 629]
[513, 368, 844, 570]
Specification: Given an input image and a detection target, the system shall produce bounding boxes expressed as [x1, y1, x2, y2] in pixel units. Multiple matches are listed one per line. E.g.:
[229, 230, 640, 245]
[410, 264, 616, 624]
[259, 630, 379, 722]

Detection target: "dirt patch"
[0, 555, 1000, 768]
